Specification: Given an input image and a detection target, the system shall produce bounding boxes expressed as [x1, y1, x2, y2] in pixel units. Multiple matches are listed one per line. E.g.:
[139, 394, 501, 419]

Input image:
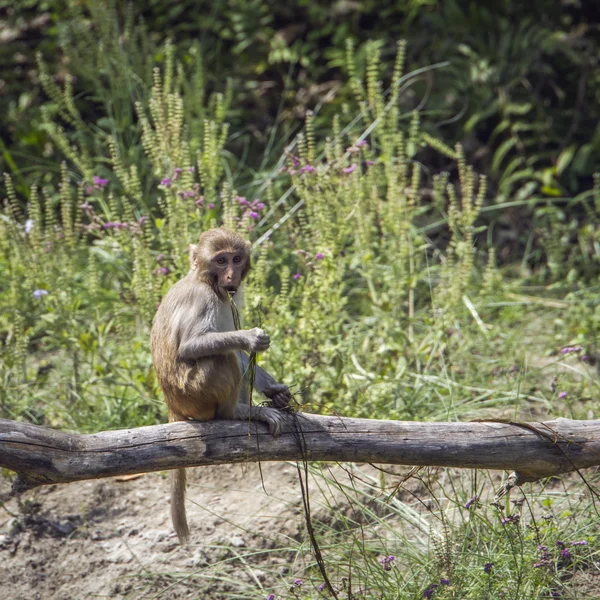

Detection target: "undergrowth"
[1, 31, 599, 600]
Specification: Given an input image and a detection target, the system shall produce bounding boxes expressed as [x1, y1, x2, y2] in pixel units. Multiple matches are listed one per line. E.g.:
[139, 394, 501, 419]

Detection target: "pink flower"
[249, 211, 259, 219]
[366, 160, 375, 166]
[161, 177, 172, 187]
[208, 203, 214, 209]
[299, 164, 315, 174]
[173, 167, 183, 180]
[93, 176, 109, 187]
[138, 216, 148, 226]
[343, 164, 357, 174]
[293, 273, 301, 280]
[315, 252, 324, 260]
[356, 140, 367, 147]
[238, 196, 249, 206]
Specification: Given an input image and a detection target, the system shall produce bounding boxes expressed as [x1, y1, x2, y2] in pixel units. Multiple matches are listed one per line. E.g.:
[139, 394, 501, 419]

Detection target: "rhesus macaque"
[151, 227, 292, 543]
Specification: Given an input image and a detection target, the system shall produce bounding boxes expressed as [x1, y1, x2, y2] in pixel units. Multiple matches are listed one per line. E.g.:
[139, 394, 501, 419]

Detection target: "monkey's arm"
[239, 352, 292, 409]
[179, 328, 269, 360]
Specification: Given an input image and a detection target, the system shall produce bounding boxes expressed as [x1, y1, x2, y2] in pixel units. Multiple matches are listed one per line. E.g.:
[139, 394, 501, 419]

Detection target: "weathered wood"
[1, 415, 599, 494]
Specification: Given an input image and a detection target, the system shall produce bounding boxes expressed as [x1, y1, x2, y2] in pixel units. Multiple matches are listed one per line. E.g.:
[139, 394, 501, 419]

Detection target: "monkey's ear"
[189, 244, 198, 269]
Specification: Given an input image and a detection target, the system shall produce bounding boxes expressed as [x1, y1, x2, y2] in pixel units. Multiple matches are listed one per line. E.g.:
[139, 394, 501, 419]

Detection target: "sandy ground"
[0, 463, 317, 600]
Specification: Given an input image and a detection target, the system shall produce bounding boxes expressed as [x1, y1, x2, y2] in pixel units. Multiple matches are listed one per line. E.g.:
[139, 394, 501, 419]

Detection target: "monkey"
[150, 227, 292, 543]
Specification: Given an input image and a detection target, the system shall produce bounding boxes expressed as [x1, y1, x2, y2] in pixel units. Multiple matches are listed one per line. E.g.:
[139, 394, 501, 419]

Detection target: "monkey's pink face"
[211, 252, 247, 294]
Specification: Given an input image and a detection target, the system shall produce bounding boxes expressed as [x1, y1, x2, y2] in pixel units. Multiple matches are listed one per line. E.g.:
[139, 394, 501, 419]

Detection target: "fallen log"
[1, 415, 599, 495]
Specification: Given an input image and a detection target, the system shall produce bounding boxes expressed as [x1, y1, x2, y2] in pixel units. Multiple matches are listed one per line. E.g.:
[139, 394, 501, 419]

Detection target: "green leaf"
[555, 145, 575, 176]
[491, 138, 517, 176]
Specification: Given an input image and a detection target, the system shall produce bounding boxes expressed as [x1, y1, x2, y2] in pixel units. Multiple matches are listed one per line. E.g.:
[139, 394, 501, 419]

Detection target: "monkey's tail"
[171, 468, 190, 544]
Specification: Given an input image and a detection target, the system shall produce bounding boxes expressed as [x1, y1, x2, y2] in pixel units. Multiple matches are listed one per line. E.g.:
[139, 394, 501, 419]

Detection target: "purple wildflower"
[483, 562, 493, 574]
[160, 177, 172, 188]
[380, 555, 395, 571]
[356, 140, 367, 147]
[319, 583, 326, 592]
[93, 176, 109, 187]
[440, 578, 450, 585]
[571, 540, 588, 546]
[561, 548, 572, 559]
[173, 167, 183, 180]
[248, 211, 259, 219]
[154, 266, 169, 276]
[103, 222, 128, 230]
[343, 164, 357, 174]
[280, 166, 287, 173]
[208, 203, 214, 209]
[556, 540, 565, 547]
[138, 216, 148, 226]
[293, 579, 303, 587]
[581, 355, 589, 362]
[267, 595, 275, 600]
[33, 289, 49, 299]
[501, 514, 520, 525]
[315, 252, 325, 260]
[255, 201, 265, 210]
[85, 186, 94, 195]
[291, 155, 300, 167]
[238, 196, 249, 206]
[195, 198, 204, 207]
[465, 495, 478, 509]
[366, 160, 375, 166]
[558, 392, 567, 399]
[293, 273, 302, 280]
[299, 164, 315, 174]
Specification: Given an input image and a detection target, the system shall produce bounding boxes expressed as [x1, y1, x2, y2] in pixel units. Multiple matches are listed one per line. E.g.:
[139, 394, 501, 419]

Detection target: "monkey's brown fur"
[151, 228, 290, 543]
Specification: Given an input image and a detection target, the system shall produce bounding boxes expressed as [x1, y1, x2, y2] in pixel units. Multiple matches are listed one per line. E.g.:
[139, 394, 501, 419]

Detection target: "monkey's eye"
[233, 255, 242, 264]
[216, 257, 227, 265]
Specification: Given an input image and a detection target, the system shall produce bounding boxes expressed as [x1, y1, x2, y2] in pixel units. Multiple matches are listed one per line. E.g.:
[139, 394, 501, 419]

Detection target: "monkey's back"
[150, 277, 242, 421]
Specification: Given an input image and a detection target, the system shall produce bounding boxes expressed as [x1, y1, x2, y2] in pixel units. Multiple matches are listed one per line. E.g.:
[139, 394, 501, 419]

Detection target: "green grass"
[1, 31, 599, 600]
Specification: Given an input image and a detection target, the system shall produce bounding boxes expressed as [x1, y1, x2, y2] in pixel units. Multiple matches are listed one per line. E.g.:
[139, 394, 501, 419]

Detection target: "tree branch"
[2, 415, 600, 495]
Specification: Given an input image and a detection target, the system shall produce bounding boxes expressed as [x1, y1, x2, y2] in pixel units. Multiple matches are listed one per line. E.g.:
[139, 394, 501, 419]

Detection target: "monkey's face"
[210, 251, 247, 295]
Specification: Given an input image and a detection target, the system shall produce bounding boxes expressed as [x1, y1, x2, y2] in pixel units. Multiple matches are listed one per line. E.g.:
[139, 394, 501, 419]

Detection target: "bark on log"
[1, 414, 599, 495]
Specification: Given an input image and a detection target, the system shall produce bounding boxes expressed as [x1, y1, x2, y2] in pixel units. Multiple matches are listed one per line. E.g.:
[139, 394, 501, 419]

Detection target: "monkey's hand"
[263, 383, 292, 409]
[244, 327, 270, 352]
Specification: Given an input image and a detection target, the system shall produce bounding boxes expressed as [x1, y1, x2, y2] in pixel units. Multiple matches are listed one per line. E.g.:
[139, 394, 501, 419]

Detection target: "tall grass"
[1, 29, 599, 600]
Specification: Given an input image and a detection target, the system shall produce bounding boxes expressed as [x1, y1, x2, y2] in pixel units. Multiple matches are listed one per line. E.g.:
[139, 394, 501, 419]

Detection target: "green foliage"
[1, 5, 600, 598]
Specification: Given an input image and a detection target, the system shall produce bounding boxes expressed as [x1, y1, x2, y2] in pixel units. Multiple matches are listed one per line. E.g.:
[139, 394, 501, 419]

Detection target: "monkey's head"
[190, 227, 251, 296]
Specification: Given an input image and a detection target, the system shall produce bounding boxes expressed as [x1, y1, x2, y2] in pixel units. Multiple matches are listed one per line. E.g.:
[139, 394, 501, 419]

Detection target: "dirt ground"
[0, 463, 320, 600]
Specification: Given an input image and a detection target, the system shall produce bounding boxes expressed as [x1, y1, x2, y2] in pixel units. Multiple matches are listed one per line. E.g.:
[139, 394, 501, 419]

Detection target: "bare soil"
[0, 463, 317, 600]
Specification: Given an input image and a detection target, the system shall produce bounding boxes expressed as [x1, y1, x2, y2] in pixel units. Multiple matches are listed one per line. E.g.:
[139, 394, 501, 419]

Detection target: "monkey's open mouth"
[225, 286, 238, 295]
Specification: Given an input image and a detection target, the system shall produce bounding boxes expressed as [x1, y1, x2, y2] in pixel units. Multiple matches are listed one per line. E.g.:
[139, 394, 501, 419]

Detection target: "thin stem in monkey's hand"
[230, 295, 257, 405]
